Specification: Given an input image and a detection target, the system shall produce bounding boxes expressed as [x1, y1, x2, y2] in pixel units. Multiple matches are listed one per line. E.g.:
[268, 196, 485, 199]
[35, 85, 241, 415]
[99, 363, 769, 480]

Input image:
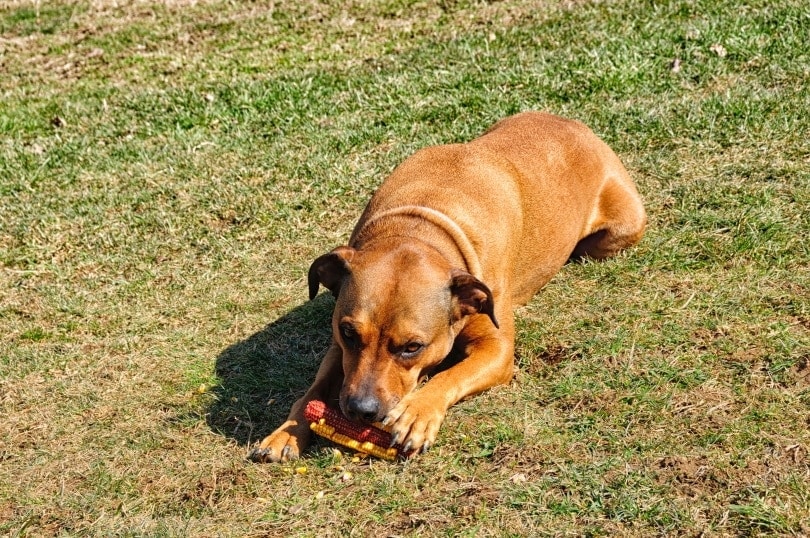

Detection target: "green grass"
[2, 0, 809, 535]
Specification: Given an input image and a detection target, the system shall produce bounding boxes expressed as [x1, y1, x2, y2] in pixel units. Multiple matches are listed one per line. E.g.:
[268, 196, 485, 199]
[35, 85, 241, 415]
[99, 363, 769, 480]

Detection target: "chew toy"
[303, 400, 403, 461]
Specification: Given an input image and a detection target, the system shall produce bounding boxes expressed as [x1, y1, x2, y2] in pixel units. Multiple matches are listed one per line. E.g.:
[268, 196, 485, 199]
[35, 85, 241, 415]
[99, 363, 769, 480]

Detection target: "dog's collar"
[353, 205, 483, 279]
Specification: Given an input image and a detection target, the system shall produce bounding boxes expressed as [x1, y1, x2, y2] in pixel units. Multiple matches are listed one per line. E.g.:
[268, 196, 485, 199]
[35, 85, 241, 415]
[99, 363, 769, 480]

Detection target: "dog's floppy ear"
[449, 269, 499, 328]
[308, 246, 355, 299]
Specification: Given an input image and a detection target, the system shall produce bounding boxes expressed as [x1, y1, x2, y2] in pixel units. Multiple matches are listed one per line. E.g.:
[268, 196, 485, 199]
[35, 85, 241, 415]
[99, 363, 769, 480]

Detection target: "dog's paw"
[383, 396, 446, 455]
[248, 421, 310, 463]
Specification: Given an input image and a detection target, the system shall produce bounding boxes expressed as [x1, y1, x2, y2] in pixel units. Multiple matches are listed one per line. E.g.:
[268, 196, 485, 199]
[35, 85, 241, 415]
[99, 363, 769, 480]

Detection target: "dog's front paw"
[384, 396, 446, 455]
[249, 421, 310, 463]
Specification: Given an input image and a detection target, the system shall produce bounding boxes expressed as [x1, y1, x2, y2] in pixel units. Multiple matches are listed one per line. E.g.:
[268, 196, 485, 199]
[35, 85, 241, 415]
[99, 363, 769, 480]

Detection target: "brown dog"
[250, 111, 646, 462]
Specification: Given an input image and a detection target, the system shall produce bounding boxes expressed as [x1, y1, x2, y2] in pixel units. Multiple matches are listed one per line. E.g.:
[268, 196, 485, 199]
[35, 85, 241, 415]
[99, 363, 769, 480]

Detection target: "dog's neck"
[350, 205, 483, 279]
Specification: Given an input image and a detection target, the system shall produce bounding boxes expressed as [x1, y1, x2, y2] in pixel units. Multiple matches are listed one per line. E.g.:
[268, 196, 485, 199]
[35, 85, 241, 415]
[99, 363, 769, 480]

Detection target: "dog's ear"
[449, 269, 499, 328]
[308, 246, 355, 299]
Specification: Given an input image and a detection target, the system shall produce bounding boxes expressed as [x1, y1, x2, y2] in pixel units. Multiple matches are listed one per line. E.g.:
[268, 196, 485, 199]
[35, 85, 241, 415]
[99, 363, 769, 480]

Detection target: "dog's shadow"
[207, 294, 334, 447]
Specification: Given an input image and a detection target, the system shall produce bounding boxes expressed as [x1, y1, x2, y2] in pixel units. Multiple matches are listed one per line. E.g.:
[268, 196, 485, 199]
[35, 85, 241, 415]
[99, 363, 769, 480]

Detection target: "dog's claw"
[281, 445, 294, 461]
[421, 442, 431, 454]
[249, 447, 271, 463]
[402, 440, 412, 453]
[389, 432, 400, 447]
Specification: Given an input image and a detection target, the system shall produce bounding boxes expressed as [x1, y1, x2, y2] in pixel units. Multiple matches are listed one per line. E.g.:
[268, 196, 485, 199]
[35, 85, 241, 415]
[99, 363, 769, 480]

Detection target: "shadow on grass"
[207, 293, 334, 447]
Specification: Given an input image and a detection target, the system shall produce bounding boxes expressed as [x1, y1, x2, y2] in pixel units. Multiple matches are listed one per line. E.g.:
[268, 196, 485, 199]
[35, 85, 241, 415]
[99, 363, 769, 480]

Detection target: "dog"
[250, 111, 646, 462]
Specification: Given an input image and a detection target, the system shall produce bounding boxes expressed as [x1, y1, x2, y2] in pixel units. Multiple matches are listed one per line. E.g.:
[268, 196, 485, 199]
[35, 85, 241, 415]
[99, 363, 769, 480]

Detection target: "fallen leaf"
[510, 473, 528, 484]
[710, 43, 727, 57]
[670, 58, 681, 73]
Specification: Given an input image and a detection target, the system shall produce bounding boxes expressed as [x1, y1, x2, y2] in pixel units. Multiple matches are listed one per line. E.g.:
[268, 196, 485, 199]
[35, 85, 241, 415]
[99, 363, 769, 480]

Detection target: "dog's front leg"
[384, 314, 515, 454]
[250, 342, 343, 463]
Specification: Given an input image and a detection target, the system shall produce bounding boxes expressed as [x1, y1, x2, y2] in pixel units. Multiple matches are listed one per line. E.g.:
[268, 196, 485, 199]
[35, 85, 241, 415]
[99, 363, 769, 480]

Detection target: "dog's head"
[308, 241, 497, 423]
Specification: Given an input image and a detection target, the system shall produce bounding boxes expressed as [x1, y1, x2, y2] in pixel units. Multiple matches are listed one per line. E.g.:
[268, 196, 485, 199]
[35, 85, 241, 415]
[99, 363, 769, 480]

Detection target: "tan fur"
[250, 112, 646, 462]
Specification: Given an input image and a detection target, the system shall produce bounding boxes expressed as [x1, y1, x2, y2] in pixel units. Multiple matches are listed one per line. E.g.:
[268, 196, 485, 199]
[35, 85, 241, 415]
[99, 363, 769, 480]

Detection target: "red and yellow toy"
[303, 400, 406, 461]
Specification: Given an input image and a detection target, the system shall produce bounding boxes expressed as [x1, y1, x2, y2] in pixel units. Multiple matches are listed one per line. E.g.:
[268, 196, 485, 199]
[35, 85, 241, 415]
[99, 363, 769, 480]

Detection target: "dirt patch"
[538, 343, 571, 367]
[547, 387, 619, 413]
[744, 445, 809, 485]
[667, 385, 736, 426]
[655, 455, 729, 497]
[181, 464, 251, 509]
[790, 357, 810, 389]
[520, 342, 578, 377]
[489, 443, 552, 480]
[451, 483, 502, 519]
[656, 444, 810, 502]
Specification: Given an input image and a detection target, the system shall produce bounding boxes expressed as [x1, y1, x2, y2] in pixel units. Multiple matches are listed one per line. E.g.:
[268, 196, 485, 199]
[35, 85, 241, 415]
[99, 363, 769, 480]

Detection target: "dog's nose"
[345, 395, 381, 423]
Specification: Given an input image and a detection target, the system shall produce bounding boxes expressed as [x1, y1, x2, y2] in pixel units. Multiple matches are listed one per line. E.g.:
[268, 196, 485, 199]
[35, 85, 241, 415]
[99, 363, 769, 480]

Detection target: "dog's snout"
[345, 395, 381, 422]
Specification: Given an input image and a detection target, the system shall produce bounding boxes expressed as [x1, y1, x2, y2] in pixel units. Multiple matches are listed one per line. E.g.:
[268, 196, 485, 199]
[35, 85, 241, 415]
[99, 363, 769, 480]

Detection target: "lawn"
[1, 0, 808, 536]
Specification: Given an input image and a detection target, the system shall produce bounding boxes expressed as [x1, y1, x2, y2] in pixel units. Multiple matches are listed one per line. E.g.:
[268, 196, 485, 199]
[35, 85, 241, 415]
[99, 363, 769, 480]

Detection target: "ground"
[1, 0, 808, 536]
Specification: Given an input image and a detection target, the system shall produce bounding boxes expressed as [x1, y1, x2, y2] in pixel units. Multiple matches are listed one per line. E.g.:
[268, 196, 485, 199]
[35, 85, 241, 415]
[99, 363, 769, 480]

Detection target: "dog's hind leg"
[572, 174, 647, 260]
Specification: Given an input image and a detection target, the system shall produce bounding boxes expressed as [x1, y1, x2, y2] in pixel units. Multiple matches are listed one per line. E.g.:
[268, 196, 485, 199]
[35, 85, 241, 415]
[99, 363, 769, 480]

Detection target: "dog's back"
[353, 111, 646, 305]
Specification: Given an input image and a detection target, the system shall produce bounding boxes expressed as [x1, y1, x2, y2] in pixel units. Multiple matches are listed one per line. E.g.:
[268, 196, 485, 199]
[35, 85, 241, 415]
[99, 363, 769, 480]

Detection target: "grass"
[1, 0, 808, 535]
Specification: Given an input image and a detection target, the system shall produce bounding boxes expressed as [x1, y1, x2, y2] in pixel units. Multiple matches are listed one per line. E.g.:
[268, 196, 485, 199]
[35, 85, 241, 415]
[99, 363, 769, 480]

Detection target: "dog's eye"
[400, 342, 424, 359]
[340, 323, 358, 346]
